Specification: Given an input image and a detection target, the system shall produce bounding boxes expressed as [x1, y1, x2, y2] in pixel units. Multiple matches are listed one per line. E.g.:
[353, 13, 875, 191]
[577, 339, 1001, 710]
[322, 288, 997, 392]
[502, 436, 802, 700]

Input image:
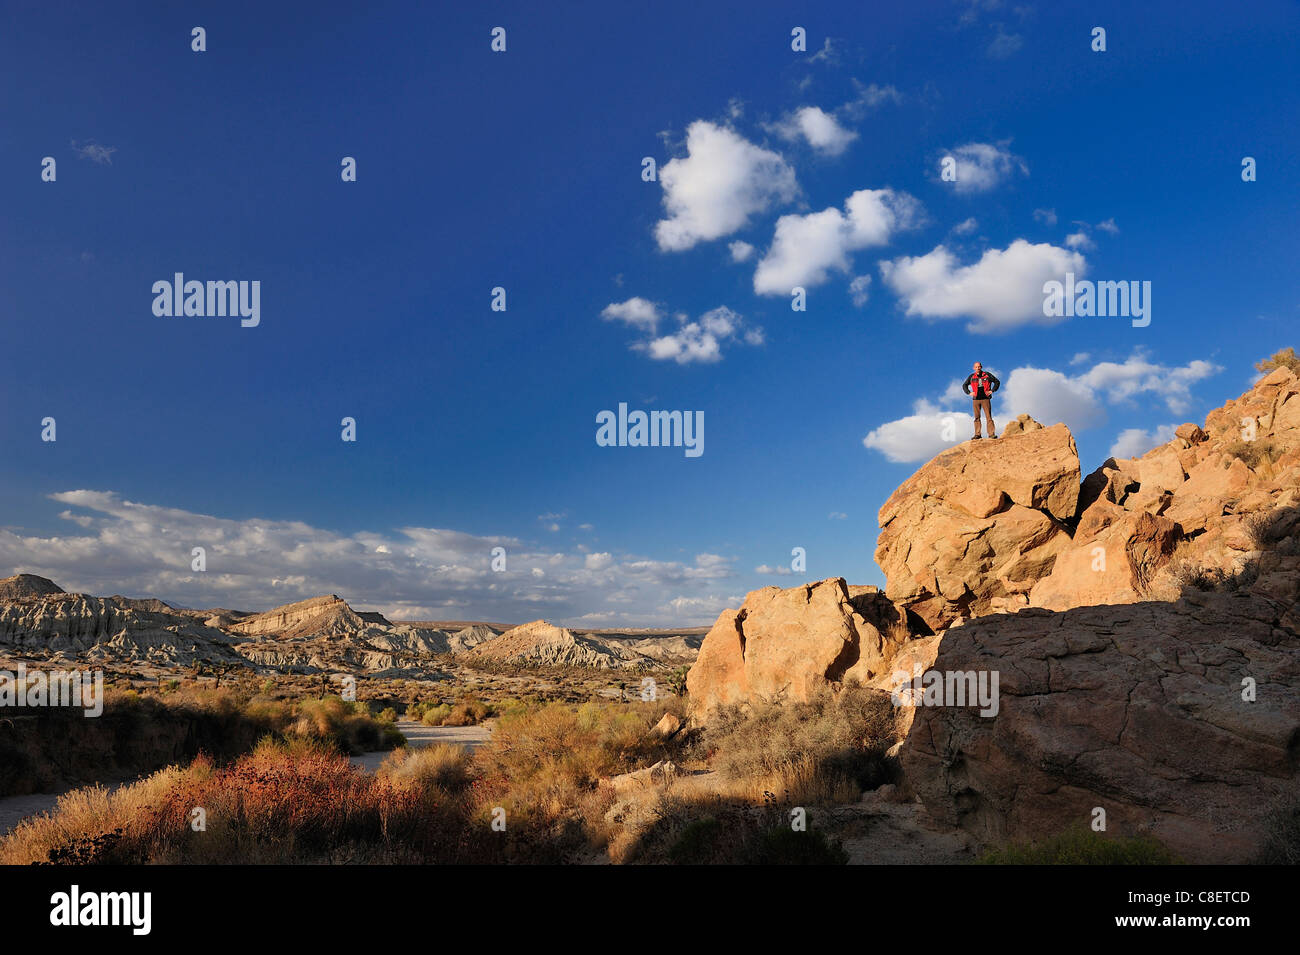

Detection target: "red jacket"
[962, 371, 1001, 399]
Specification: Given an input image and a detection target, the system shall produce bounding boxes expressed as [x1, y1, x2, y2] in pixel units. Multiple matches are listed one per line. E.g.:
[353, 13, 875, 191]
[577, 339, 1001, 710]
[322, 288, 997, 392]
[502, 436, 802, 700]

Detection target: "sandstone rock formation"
[0, 591, 244, 668]
[0, 574, 65, 601]
[875, 421, 1080, 630]
[899, 593, 1300, 863]
[228, 595, 391, 640]
[464, 619, 660, 670]
[687, 369, 1300, 862]
[687, 578, 909, 714]
[1028, 366, 1300, 618]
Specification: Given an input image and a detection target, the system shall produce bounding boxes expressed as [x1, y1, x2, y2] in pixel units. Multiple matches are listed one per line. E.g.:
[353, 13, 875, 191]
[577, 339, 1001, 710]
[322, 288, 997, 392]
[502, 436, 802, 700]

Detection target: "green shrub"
[978, 826, 1182, 864]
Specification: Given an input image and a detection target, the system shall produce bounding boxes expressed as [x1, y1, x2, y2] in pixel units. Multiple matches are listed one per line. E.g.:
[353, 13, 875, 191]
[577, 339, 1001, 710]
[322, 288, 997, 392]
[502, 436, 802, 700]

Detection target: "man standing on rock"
[962, 361, 1000, 439]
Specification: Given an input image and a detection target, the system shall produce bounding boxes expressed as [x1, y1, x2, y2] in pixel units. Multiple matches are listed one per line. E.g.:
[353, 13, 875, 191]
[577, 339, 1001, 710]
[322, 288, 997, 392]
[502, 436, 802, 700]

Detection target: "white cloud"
[729, 240, 755, 263]
[951, 217, 978, 236]
[769, 106, 858, 156]
[1070, 352, 1091, 366]
[1064, 231, 1095, 251]
[755, 564, 794, 575]
[839, 81, 904, 119]
[601, 297, 661, 332]
[655, 121, 798, 252]
[828, 512, 848, 520]
[1110, 425, 1178, 459]
[987, 26, 1023, 59]
[938, 142, 1027, 194]
[1097, 218, 1120, 234]
[849, 275, 872, 307]
[754, 188, 921, 295]
[879, 239, 1087, 333]
[1079, 354, 1221, 414]
[862, 399, 968, 463]
[0, 492, 740, 627]
[808, 37, 839, 64]
[1033, 208, 1058, 227]
[862, 354, 1222, 462]
[640, 306, 763, 365]
[72, 140, 116, 165]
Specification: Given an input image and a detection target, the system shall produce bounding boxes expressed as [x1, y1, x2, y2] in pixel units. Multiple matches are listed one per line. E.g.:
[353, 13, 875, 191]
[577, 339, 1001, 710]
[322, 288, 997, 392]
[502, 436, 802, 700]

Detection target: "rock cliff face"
[899, 592, 1300, 863]
[875, 422, 1080, 631]
[685, 369, 1300, 861]
[0, 592, 242, 667]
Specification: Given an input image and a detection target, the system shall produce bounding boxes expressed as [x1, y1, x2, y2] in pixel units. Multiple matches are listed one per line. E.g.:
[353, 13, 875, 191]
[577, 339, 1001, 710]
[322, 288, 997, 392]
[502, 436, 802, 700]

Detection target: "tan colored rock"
[686, 578, 906, 715]
[465, 619, 657, 670]
[875, 424, 1079, 630]
[648, 712, 684, 741]
[1001, 414, 1044, 437]
[1078, 459, 1140, 513]
[1136, 447, 1187, 493]
[1029, 502, 1181, 610]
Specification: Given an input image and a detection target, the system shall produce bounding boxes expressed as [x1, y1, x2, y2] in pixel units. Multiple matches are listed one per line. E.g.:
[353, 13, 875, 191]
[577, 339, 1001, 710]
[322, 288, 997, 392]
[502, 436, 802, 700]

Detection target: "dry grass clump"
[1222, 439, 1277, 472]
[378, 743, 473, 793]
[702, 684, 898, 804]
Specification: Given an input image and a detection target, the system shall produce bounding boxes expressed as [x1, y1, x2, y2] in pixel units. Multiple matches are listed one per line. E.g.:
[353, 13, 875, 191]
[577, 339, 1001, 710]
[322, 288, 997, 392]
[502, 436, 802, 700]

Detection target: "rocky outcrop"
[686, 578, 909, 714]
[464, 619, 660, 670]
[228, 595, 388, 639]
[1027, 366, 1300, 616]
[0, 592, 243, 667]
[0, 574, 64, 601]
[899, 593, 1300, 863]
[875, 421, 1080, 630]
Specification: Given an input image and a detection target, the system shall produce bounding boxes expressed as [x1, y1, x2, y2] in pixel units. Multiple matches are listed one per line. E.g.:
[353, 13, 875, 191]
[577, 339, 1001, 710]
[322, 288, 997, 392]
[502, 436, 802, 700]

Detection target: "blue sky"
[1, 0, 1297, 625]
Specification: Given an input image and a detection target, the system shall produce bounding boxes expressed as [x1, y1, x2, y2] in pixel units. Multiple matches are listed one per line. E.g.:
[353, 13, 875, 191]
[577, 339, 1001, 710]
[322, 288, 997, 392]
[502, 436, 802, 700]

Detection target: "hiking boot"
[972, 435, 983, 440]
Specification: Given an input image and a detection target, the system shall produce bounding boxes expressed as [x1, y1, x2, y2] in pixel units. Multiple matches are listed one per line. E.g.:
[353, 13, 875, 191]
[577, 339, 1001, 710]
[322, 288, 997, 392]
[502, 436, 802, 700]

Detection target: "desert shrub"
[293, 695, 403, 753]
[1167, 559, 1238, 593]
[378, 743, 473, 793]
[378, 707, 398, 723]
[703, 685, 897, 803]
[656, 804, 847, 865]
[978, 826, 1182, 865]
[1222, 439, 1276, 470]
[667, 816, 724, 864]
[420, 703, 453, 726]
[0, 737, 484, 865]
[445, 699, 492, 726]
[1254, 793, 1300, 864]
[741, 823, 849, 865]
[1256, 347, 1300, 376]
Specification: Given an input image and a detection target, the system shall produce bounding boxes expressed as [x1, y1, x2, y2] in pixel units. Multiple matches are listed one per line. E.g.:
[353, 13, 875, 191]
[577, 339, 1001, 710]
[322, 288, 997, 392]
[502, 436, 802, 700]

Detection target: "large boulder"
[875, 422, 1080, 631]
[686, 578, 908, 715]
[899, 593, 1300, 862]
[1028, 501, 1182, 610]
